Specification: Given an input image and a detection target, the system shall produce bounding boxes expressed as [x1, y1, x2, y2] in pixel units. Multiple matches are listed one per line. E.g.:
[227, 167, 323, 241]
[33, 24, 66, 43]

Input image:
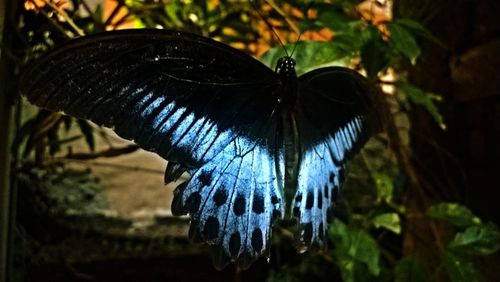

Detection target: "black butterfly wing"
[20, 29, 285, 268]
[21, 29, 280, 167]
[293, 67, 381, 246]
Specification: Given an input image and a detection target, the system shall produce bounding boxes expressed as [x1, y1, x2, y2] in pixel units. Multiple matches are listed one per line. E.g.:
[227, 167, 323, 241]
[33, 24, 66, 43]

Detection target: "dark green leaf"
[427, 202, 482, 227]
[11, 117, 36, 156]
[394, 256, 428, 282]
[315, 3, 359, 32]
[330, 218, 381, 280]
[52, 135, 83, 147]
[399, 82, 445, 129]
[62, 115, 72, 131]
[299, 18, 323, 32]
[443, 251, 484, 282]
[23, 110, 60, 158]
[47, 125, 61, 156]
[387, 22, 421, 64]
[372, 213, 401, 234]
[394, 18, 444, 47]
[77, 119, 95, 151]
[448, 224, 500, 256]
[361, 35, 390, 78]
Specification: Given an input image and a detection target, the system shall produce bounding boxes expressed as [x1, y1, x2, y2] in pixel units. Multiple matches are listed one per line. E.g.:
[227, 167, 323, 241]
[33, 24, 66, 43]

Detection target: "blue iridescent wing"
[20, 29, 285, 269]
[293, 67, 381, 246]
[173, 134, 284, 269]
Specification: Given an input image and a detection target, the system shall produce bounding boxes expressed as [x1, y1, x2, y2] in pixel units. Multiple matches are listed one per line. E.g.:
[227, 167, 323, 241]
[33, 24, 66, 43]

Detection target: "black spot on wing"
[317, 190, 323, 209]
[203, 216, 219, 241]
[198, 169, 213, 187]
[213, 189, 227, 207]
[233, 194, 246, 216]
[186, 192, 201, 214]
[251, 228, 263, 252]
[229, 232, 241, 257]
[252, 193, 264, 214]
[306, 191, 314, 209]
[271, 195, 279, 204]
[295, 194, 302, 202]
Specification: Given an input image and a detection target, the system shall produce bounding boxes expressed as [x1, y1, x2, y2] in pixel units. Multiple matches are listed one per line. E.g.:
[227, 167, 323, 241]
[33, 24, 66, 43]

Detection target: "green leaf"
[259, 41, 350, 76]
[387, 22, 421, 64]
[427, 202, 482, 228]
[372, 213, 401, 234]
[315, 4, 358, 32]
[330, 218, 381, 280]
[394, 18, 444, 47]
[361, 35, 390, 78]
[299, 18, 323, 32]
[394, 256, 428, 282]
[77, 119, 95, 151]
[93, 4, 103, 22]
[11, 117, 36, 156]
[399, 82, 445, 129]
[448, 224, 500, 256]
[443, 251, 484, 282]
[372, 172, 393, 202]
[165, 4, 183, 27]
[47, 125, 61, 156]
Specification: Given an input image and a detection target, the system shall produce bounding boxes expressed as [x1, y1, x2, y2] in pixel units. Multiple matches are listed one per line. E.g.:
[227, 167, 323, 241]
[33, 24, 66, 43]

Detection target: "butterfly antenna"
[290, 1, 314, 58]
[250, 0, 289, 57]
[290, 32, 302, 57]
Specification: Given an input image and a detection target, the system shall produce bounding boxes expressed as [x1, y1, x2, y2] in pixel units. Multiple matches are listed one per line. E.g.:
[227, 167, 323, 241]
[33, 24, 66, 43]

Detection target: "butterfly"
[20, 28, 381, 269]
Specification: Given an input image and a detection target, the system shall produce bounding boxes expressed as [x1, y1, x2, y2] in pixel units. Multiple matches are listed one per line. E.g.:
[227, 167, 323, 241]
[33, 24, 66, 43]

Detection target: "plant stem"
[42, 0, 85, 36]
[0, 0, 17, 280]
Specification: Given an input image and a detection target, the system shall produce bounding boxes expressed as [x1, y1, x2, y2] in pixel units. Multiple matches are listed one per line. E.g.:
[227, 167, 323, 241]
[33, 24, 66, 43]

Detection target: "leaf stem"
[42, 0, 85, 36]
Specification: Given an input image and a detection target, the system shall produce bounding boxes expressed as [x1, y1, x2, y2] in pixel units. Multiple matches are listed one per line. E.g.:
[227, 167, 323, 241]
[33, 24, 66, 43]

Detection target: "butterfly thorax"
[275, 56, 296, 77]
[275, 56, 298, 107]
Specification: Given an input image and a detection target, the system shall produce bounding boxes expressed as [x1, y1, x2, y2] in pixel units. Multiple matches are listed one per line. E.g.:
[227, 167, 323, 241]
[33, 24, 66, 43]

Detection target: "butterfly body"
[20, 29, 380, 269]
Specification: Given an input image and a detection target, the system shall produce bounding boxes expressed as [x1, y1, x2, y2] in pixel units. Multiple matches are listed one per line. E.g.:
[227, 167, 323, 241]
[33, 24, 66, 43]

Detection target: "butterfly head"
[275, 56, 296, 77]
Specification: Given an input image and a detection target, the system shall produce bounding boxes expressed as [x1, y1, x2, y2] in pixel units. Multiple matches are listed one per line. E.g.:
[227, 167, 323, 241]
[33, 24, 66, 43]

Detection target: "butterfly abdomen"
[281, 109, 301, 217]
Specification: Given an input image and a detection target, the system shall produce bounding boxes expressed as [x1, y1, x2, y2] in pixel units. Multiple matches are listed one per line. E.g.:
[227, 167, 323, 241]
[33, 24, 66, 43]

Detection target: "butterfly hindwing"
[294, 67, 380, 247]
[172, 134, 284, 269]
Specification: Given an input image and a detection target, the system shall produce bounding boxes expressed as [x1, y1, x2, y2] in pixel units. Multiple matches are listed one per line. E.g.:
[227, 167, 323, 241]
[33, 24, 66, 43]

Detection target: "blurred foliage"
[6, 0, 499, 281]
[16, 167, 110, 215]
